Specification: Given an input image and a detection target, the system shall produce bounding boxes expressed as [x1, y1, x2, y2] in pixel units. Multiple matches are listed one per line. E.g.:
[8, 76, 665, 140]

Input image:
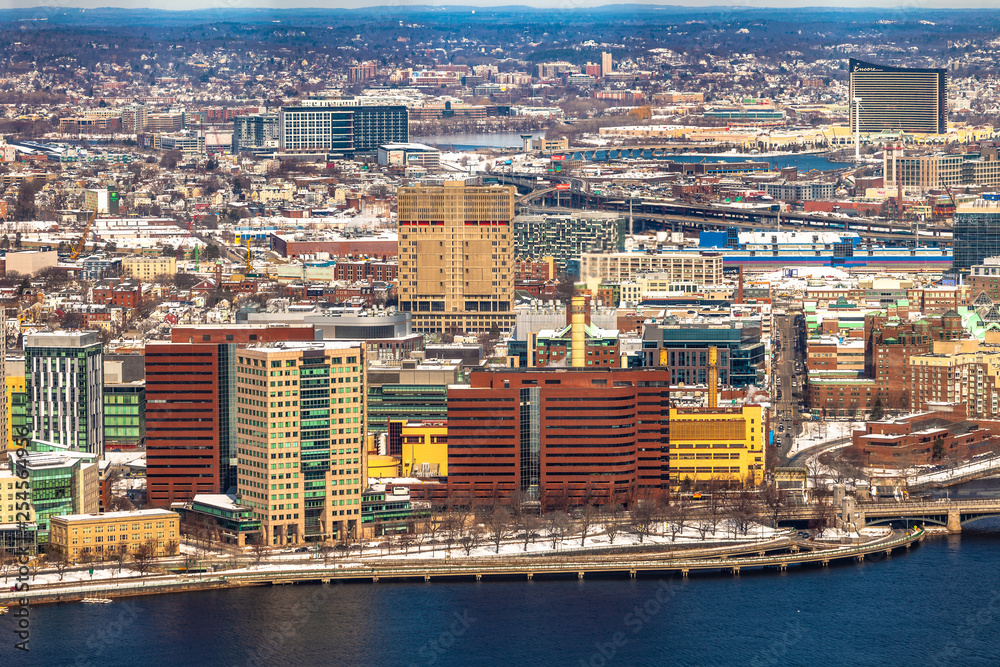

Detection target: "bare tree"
[250, 539, 270, 567]
[629, 500, 657, 543]
[761, 485, 788, 528]
[448, 492, 474, 535]
[578, 503, 598, 547]
[519, 515, 541, 552]
[425, 501, 446, 544]
[546, 511, 569, 550]
[485, 507, 513, 554]
[78, 547, 94, 566]
[664, 498, 690, 542]
[459, 526, 483, 556]
[695, 520, 712, 541]
[50, 544, 70, 580]
[318, 543, 333, 565]
[809, 495, 837, 537]
[725, 489, 761, 538]
[0, 548, 14, 583]
[112, 544, 129, 574]
[706, 479, 726, 536]
[164, 539, 179, 557]
[131, 541, 155, 576]
[602, 504, 625, 545]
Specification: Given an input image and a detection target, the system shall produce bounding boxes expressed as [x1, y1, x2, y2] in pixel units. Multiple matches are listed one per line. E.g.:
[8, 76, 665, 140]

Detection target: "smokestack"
[571, 294, 586, 368]
[708, 346, 719, 409]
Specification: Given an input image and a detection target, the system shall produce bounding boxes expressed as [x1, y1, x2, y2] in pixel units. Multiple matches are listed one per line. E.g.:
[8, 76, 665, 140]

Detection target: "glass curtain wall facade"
[367, 384, 449, 434]
[103, 384, 145, 449]
[954, 203, 1000, 271]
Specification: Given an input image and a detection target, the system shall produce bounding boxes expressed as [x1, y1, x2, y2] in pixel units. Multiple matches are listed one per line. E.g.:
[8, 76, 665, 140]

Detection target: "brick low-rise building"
[49, 509, 180, 562]
[852, 406, 998, 468]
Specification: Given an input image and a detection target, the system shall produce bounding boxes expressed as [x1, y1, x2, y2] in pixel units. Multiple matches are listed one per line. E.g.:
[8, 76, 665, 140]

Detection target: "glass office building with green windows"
[103, 382, 145, 450]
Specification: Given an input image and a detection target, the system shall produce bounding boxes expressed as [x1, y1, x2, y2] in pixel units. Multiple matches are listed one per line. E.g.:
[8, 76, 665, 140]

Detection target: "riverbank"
[2, 527, 923, 606]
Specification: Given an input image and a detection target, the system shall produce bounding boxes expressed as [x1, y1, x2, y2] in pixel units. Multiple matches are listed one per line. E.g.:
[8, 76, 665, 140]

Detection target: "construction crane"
[70, 207, 98, 260]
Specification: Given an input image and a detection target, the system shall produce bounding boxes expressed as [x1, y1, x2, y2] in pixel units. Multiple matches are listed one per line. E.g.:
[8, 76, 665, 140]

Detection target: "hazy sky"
[1, 1, 997, 10]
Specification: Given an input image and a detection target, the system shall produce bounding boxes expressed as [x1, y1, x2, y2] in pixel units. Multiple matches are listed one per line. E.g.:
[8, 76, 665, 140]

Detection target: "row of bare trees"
[3, 537, 177, 582]
[358, 484, 810, 557]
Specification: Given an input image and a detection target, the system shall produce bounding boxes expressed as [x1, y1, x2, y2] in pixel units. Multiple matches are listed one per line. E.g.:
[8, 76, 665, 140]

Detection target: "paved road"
[787, 436, 853, 468]
[773, 311, 806, 465]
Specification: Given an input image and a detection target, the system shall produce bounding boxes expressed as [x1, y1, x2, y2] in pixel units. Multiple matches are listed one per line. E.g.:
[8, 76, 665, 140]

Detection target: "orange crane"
[71, 208, 98, 259]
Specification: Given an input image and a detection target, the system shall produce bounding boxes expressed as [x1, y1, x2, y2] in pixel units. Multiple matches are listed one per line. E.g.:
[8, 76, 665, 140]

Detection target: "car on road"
[294, 547, 309, 553]
[778, 424, 784, 432]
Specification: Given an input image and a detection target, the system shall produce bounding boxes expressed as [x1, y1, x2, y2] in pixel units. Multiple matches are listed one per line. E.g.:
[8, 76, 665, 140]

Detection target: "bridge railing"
[859, 499, 1000, 512]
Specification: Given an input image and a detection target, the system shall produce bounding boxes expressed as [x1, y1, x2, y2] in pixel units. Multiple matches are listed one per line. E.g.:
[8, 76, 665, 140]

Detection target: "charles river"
[5, 520, 1000, 667]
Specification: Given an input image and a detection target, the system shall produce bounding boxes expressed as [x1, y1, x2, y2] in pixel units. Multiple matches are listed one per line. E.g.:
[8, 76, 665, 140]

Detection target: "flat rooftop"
[52, 509, 178, 523]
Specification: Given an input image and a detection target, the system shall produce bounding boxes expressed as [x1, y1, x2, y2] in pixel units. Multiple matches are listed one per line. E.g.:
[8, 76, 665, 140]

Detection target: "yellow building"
[123, 256, 177, 282]
[1, 468, 35, 525]
[368, 455, 401, 478]
[668, 405, 765, 487]
[397, 181, 516, 334]
[48, 509, 180, 562]
[6, 373, 25, 450]
[393, 420, 448, 478]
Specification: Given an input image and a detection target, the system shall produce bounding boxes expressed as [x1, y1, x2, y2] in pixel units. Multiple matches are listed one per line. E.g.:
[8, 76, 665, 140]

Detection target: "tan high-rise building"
[397, 181, 516, 334]
[601, 52, 613, 77]
[235, 341, 367, 546]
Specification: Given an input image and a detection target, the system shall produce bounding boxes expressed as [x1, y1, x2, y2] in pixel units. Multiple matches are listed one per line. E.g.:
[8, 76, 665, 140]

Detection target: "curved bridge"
[859, 499, 1000, 532]
[785, 499, 1000, 533]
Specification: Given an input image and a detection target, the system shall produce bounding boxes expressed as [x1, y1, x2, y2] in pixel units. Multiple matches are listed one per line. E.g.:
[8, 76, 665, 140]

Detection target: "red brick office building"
[446, 367, 671, 506]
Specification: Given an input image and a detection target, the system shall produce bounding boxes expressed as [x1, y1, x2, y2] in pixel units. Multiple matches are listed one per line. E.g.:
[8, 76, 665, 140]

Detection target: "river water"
[6, 520, 1000, 666]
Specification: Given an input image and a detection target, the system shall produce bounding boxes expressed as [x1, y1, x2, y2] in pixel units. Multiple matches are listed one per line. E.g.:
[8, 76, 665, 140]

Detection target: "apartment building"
[580, 251, 724, 285]
[25, 331, 104, 457]
[397, 181, 516, 334]
[122, 256, 176, 282]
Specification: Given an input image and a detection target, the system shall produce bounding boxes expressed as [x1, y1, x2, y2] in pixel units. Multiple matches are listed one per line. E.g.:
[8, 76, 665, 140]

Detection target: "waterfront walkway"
[1, 528, 924, 606]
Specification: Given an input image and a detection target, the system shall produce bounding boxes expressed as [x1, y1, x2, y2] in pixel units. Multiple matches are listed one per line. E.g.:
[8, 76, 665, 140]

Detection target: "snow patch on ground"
[790, 421, 864, 456]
